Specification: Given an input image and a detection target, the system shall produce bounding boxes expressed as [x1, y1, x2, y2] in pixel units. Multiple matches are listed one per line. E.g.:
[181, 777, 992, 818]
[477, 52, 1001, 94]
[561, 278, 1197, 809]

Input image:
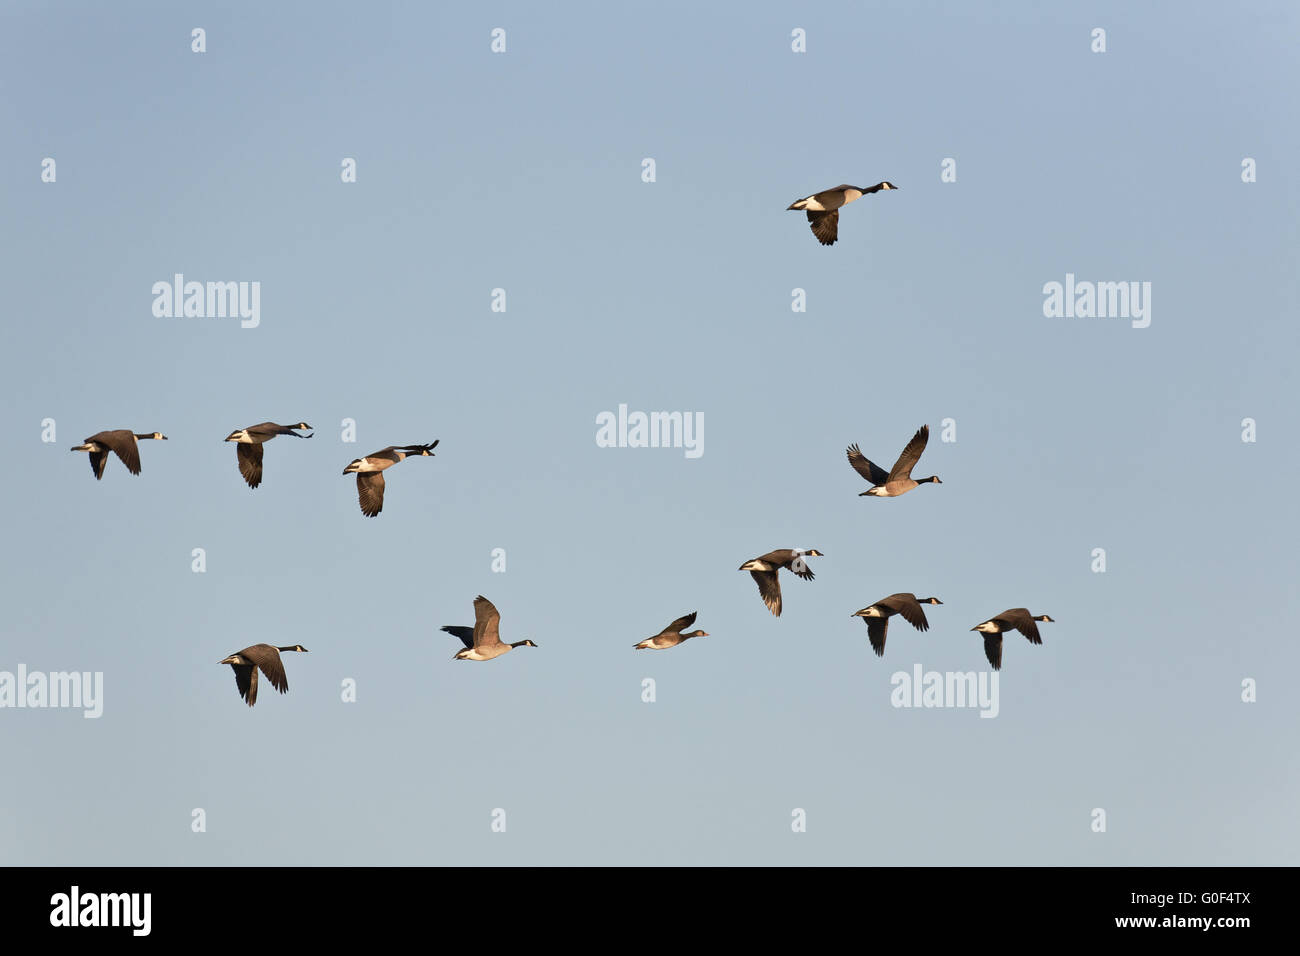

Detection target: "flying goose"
[971, 609, 1055, 670]
[738, 549, 823, 617]
[442, 595, 538, 661]
[70, 430, 167, 479]
[219, 644, 308, 707]
[633, 612, 709, 650]
[224, 421, 313, 488]
[847, 425, 941, 497]
[342, 441, 438, 517]
[787, 181, 897, 246]
[852, 594, 943, 657]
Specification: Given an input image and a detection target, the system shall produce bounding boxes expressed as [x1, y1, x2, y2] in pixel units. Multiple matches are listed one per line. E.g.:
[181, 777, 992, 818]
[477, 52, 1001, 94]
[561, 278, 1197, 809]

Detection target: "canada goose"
[738, 549, 823, 617]
[70, 430, 167, 479]
[342, 441, 438, 517]
[971, 609, 1055, 670]
[787, 181, 897, 246]
[442, 595, 538, 661]
[847, 425, 941, 497]
[852, 594, 943, 657]
[633, 612, 709, 650]
[223, 421, 312, 488]
[219, 644, 308, 707]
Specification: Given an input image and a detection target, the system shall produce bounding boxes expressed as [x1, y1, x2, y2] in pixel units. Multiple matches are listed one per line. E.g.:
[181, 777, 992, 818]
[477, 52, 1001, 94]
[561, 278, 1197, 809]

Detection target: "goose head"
[680, 630, 709, 639]
[920, 597, 943, 605]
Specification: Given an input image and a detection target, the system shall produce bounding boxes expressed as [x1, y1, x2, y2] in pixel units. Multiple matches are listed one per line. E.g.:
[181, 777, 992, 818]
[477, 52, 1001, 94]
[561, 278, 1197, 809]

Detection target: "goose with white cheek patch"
[852, 594, 943, 657]
[442, 595, 539, 662]
[738, 549, 823, 617]
[787, 181, 897, 246]
[342, 441, 438, 517]
[219, 644, 308, 707]
[224, 421, 312, 489]
[70, 430, 167, 480]
[847, 425, 941, 498]
[971, 609, 1055, 670]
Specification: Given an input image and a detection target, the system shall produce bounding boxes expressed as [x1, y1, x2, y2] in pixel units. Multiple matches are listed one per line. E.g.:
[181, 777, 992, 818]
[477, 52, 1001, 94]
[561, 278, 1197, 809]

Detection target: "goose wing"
[236, 443, 264, 488]
[889, 426, 930, 481]
[663, 612, 697, 635]
[88, 448, 109, 480]
[787, 555, 816, 582]
[864, 617, 889, 656]
[998, 608, 1043, 644]
[441, 626, 475, 649]
[880, 593, 929, 631]
[356, 472, 385, 517]
[230, 663, 257, 706]
[750, 570, 782, 616]
[807, 209, 839, 246]
[93, 430, 142, 476]
[473, 595, 504, 648]
[242, 644, 289, 694]
[983, 634, 1003, 670]
[847, 444, 889, 486]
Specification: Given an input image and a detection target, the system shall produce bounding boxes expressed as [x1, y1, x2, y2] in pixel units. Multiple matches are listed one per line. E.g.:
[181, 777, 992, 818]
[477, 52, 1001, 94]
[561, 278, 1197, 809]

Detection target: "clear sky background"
[1, 1, 1296, 865]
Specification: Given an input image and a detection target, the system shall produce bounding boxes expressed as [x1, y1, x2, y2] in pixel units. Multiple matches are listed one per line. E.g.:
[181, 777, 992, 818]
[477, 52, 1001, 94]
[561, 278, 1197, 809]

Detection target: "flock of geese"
[70, 409, 1054, 706]
[69, 179, 1054, 707]
[71, 423, 439, 518]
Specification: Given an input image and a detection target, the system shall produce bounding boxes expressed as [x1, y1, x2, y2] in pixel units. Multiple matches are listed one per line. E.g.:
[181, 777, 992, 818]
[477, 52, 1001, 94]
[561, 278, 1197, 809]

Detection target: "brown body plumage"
[219, 644, 308, 707]
[70, 430, 167, 479]
[443, 595, 539, 661]
[738, 549, 823, 617]
[633, 612, 709, 650]
[852, 593, 943, 656]
[342, 441, 438, 517]
[847, 425, 941, 497]
[971, 609, 1055, 670]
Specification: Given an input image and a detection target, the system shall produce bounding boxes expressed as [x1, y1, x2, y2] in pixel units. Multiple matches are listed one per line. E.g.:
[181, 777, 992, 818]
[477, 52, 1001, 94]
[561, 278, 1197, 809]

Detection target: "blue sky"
[1, 1, 1296, 864]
